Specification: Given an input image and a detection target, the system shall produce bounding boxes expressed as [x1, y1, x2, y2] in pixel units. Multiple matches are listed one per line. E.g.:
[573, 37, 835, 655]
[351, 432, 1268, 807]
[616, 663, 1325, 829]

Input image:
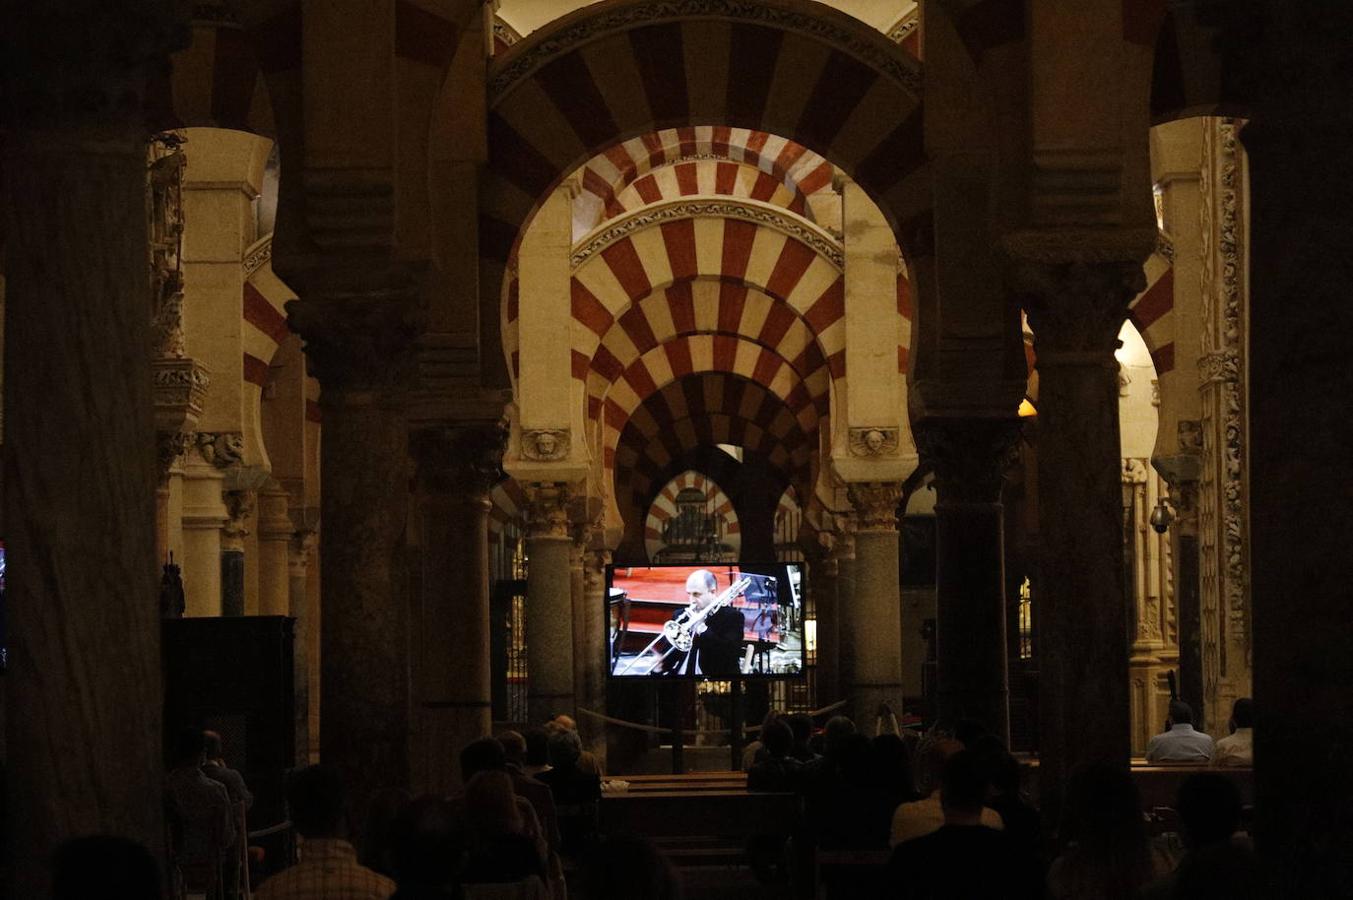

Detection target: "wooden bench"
[1130, 763, 1254, 809]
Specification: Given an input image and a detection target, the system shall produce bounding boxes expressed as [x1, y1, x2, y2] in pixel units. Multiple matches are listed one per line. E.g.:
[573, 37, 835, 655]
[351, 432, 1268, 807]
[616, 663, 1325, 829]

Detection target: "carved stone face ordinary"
[865, 429, 886, 452]
[535, 432, 557, 458]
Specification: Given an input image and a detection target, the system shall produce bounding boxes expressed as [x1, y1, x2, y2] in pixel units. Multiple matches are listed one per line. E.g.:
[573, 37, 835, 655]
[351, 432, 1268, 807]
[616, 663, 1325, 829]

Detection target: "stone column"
[812, 539, 841, 706]
[285, 288, 423, 812]
[257, 483, 294, 617]
[220, 490, 253, 617]
[916, 418, 1020, 742]
[844, 484, 904, 723]
[833, 523, 857, 710]
[181, 448, 230, 616]
[1240, 14, 1353, 887]
[288, 530, 316, 765]
[1009, 256, 1145, 806]
[525, 483, 575, 724]
[409, 423, 502, 795]
[581, 547, 611, 770]
[2, 4, 181, 890]
[1154, 448, 1202, 732]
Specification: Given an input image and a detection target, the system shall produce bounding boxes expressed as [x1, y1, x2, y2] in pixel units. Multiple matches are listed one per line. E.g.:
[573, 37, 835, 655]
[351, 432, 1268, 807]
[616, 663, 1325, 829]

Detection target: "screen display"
[606, 563, 804, 679]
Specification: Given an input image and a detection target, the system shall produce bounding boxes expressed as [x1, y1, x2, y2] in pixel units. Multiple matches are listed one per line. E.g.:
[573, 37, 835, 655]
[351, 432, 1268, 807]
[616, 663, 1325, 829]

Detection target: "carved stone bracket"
[410, 421, 508, 501]
[846, 483, 903, 532]
[288, 528, 318, 576]
[847, 427, 900, 458]
[156, 431, 194, 479]
[525, 483, 573, 539]
[1122, 458, 1150, 484]
[196, 431, 245, 469]
[521, 428, 570, 462]
[914, 418, 1022, 505]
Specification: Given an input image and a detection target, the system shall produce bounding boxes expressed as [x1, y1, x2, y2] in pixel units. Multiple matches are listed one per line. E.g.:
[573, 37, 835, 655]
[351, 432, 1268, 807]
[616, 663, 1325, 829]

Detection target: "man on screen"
[674, 569, 746, 676]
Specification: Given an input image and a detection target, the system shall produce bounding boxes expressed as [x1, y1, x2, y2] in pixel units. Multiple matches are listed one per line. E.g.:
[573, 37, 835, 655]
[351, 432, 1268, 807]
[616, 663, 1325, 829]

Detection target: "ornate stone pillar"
[409, 423, 502, 795]
[1154, 433, 1202, 735]
[1239, 12, 1353, 886]
[1197, 119, 1252, 737]
[1, 4, 183, 890]
[285, 285, 423, 811]
[916, 418, 1020, 742]
[1008, 255, 1146, 808]
[524, 483, 575, 724]
[181, 431, 241, 616]
[844, 483, 904, 723]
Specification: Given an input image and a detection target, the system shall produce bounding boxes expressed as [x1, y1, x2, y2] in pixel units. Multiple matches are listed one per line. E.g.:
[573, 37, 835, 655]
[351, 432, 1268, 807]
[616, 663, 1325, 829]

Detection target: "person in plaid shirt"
[256, 765, 395, 900]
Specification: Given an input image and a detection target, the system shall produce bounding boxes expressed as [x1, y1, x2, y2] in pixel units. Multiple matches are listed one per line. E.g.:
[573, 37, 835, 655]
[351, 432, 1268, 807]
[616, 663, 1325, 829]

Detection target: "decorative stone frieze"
[570, 199, 843, 269]
[846, 482, 902, 532]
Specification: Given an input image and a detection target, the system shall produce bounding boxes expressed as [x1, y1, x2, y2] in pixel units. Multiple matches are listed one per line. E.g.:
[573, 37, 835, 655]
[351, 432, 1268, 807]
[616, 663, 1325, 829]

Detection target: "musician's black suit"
[685, 606, 746, 676]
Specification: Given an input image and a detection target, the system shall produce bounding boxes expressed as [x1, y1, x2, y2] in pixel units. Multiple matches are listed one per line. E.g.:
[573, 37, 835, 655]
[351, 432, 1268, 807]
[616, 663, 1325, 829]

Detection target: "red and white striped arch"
[1127, 251, 1175, 375]
[481, 0, 929, 389]
[643, 470, 742, 563]
[614, 372, 818, 513]
[574, 127, 835, 231]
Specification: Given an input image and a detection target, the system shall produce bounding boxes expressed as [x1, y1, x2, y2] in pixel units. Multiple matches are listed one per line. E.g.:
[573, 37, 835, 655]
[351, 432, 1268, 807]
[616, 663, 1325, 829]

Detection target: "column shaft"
[581, 549, 610, 770]
[844, 485, 904, 723]
[410, 425, 500, 795]
[1012, 259, 1145, 812]
[812, 552, 841, 706]
[525, 483, 575, 724]
[257, 485, 294, 617]
[3, 128, 165, 893]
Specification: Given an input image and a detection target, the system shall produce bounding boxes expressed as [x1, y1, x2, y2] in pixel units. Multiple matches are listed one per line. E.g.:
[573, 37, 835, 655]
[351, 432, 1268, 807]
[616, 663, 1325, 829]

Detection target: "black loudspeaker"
[163, 616, 296, 837]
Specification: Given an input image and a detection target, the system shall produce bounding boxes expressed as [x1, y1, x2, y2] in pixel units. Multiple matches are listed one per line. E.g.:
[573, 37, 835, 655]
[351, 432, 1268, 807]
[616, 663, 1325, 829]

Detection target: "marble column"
[844, 484, 904, 723]
[409, 423, 502, 795]
[181, 452, 229, 616]
[1241, 17, 1353, 888]
[2, 5, 180, 889]
[285, 288, 423, 812]
[525, 483, 575, 724]
[1153, 454, 1201, 731]
[288, 530, 316, 765]
[811, 544, 840, 706]
[581, 548, 611, 770]
[257, 482, 294, 617]
[833, 524, 857, 711]
[917, 418, 1020, 743]
[220, 489, 253, 617]
[1010, 258, 1145, 808]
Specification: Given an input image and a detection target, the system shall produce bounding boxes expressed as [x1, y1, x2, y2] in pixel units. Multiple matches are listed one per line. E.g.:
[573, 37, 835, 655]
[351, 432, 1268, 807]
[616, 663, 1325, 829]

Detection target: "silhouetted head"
[1177, 772, 1243, 848]
[171, 727, 207, 768]
[548, 727, 584, 769]
[499, 730, 527, 766]
[953, 718, 989, 748]
[465, 770, 523, 837]
[460, 737, 506, 783]
[1230, 698, 1254, 730]
[939, 750, 987, 816]
[919, 738, 964, 794]
[822, 715, 856, 757]
[1169, 700, 1195, 728]
[761, 719, 794, 759]
[203, 730, 225, 760]
[287, 765, 348, 839]
[786, 713, 814, 747]
[391, 794, 463, 888]
[524, 726, 551, 766]
[52, 836, 159, 900]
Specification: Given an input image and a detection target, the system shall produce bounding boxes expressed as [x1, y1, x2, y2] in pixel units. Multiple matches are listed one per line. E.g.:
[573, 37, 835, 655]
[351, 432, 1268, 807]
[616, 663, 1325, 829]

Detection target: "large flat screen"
[606, 563, 804, 679]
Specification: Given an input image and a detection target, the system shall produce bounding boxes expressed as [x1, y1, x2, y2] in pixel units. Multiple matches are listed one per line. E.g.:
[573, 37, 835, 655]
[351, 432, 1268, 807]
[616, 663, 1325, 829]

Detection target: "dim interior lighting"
[1018, 398, 1037, 417]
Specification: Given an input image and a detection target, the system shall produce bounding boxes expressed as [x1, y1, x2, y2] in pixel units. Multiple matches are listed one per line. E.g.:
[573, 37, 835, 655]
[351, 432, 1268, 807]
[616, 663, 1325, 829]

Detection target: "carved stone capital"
[153, 357, 210, 435]
[846, 482, 903, 532]
[284, 269, 426, 393]
[409, 421, 507, 501]
[195, 431, 244, 469]
[525, 483, 572, 539]
[1008, 259, 1146, 364]
[1198, 349, 1241, 385]
[222, 489, 255, 551]
[156, 431, 194, 480]
[847, 427, 900, 458]
[288, 528, 317, 576]
[1121, 458, 1150, 485]
[521, 428, 570, 462]
[914, 418, 1021, 505]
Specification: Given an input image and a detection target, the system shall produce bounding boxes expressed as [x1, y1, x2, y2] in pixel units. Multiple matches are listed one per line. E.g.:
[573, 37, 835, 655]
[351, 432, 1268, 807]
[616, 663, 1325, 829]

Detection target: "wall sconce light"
[1149, 498, 1175, 534]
